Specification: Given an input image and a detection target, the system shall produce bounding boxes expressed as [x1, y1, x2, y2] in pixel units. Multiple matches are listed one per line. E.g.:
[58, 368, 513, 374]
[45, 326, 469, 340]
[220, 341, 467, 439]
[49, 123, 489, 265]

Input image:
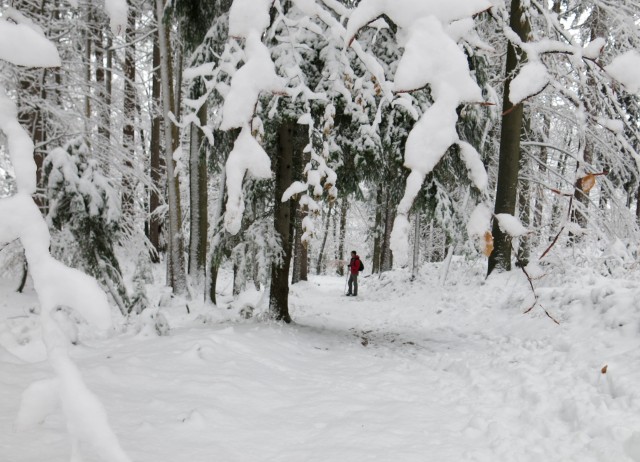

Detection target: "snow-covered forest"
[2, 0, 640, 461]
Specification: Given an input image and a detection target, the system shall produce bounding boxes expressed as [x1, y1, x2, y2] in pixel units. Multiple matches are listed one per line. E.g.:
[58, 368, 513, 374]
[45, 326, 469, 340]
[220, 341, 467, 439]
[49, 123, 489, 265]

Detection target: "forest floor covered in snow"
[2, 259, 640, 462]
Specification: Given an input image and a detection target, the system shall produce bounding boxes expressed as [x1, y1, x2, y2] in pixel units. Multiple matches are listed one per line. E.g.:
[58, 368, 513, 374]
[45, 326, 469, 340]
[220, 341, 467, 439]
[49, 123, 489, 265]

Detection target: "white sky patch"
[224, 126, 272, 235]
[605, 51, 640, 94]
[495, 213, 529, 237]
[509, 61, 549, 105]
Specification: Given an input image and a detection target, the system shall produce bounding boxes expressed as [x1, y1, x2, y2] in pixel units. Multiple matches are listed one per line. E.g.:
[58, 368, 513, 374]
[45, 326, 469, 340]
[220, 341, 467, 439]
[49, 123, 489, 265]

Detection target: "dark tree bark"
[149, 30, 163, 261]
[337, 196, 348, 276]
[381, 193, 395, 271]
[488, 0, 531, 275]
[122, 2, 136, 223]
[372, 184, 383, 274]
[269, 120, 302, 322]
[188, 96, 208, 284]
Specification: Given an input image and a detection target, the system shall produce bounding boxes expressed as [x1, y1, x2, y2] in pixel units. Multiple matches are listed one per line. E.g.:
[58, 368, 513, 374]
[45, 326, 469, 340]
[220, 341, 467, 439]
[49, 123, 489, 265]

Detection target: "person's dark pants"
[348, 273, 358, 295]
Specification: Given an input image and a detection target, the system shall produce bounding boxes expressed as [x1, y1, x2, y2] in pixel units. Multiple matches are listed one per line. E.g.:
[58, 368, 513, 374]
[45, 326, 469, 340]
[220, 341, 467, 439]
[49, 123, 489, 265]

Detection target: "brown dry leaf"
[601, 364, 608, 374]
[581, 174, 596, 193]
[483, 231, 494, 257]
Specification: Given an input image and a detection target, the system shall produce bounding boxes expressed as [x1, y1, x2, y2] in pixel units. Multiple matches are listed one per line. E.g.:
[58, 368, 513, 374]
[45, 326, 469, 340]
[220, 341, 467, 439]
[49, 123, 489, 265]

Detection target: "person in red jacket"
[346, 250, 361, 296]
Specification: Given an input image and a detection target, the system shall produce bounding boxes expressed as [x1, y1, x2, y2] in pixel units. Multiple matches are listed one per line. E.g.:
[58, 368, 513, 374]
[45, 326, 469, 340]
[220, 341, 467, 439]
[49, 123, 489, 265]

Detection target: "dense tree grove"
[1, 0, 640, 322]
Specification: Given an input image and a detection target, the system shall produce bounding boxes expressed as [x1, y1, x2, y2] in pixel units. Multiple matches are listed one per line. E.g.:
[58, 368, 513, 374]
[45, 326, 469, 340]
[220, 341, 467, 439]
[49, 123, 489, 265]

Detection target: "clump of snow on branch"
[221, 0, 290, 235]
[467, 203, 492, 239]
[509, 61, 549, 105]
[220, 32, 286, 131]
[495, 213, 529, 238]
[346, 0, 489, 267]
[605, 51, 640, 94]
[458, 141, 488, 191]
[582, 38, 605, 60]
[104, 0, 128, 34]
[0, 11, 61, 68]
[228, 0, 273, 38]
[224, 126, 272, 235]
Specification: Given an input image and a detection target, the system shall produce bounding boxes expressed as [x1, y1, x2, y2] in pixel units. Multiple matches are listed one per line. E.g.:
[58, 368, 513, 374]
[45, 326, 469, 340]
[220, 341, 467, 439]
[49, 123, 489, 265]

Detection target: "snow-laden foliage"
[44, 138, 130, 313]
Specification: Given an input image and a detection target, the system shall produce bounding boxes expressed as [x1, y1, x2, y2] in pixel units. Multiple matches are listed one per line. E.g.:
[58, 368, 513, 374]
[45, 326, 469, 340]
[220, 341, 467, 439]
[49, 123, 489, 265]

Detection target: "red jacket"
[348, 256, 361, 275]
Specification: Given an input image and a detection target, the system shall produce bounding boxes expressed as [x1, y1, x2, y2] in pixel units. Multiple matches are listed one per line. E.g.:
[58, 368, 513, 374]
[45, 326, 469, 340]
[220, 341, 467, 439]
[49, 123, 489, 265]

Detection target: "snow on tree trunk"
[121, 4, 136, 224]
[149, 31, 163, 261]
[188, 97, 208, 288]
[488, 0, 531, 275]
[155, 0, 188, 295]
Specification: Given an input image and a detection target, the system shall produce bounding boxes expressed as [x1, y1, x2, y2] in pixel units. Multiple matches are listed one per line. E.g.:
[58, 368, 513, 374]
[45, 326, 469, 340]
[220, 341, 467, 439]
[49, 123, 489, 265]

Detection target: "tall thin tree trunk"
[149, 30, 163, 261]
[208, 168, 227, 305]
[411, 212, 420, 278]
[488, 0, 530, 275]
[315, 203, 332, 275]
[533, 115, 549, 243]
[122, 2, 136, 223]
[156, 0, 187, 295]
[337, 196, 348, 276]
[381, 194, 395, 271]
[188, 93, 208, 286]
[269, 121, 297, 323]
[372, 184, 383, 274]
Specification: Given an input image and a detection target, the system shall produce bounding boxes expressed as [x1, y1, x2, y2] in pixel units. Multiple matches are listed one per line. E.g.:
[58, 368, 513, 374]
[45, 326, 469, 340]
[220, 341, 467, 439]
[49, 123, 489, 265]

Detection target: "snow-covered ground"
[2, 260, 640, 462]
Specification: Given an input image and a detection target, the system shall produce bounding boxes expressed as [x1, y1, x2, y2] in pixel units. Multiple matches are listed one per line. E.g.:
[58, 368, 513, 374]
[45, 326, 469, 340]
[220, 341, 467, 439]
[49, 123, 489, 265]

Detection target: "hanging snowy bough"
[0, 5, 132, 460]
[220, 32, 287, 130]
[228, 0, 274, 38]
[458, 141, 488, 191]
[345, 0, 490, 267]
[224, 125, 272, 235]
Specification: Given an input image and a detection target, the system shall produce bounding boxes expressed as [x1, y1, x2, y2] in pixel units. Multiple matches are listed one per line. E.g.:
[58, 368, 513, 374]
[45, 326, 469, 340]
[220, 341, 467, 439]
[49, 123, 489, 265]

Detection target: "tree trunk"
[487, 0, 530, 275]
[337, 196, 348, 276]
[315, 203, 332, 275]
[156, 0, 187, 295]
[207, 167, 227, 305]
[381, 194, 395, 271]
[149, 29, 163, 261]
[533, 114, 549, 243]
[269, 121, 297, 323]
[122, 2, 136, 223]
[411, 211, 420, 279]
[188, 95, 208, 286]
[291, 205, 303, 284]
[372, 184, 383, 274]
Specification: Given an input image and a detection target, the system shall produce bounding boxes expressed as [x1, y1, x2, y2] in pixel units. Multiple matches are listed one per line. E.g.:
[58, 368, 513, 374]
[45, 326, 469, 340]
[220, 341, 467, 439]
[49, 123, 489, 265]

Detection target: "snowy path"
[2, 268, 640, 461]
